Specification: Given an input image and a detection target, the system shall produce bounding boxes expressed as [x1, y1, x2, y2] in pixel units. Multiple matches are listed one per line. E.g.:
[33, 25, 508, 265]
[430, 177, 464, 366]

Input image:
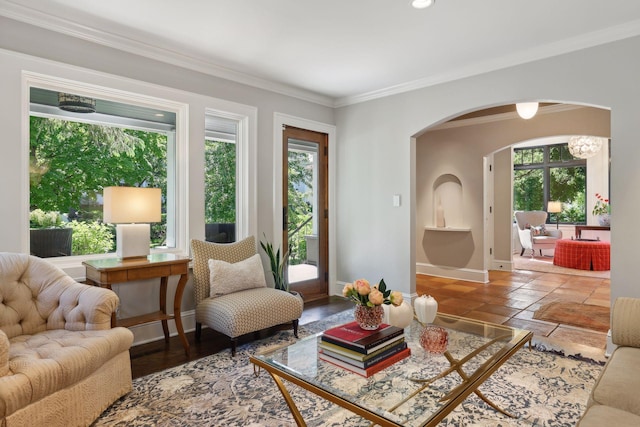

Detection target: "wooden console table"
[83, 253, 191, 355]
[574, 225, 610, 239]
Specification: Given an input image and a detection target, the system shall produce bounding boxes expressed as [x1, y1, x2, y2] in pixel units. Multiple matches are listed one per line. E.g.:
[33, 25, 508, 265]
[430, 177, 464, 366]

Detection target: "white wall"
[0, 16, 334, 345]
[335, 35, 640, 305]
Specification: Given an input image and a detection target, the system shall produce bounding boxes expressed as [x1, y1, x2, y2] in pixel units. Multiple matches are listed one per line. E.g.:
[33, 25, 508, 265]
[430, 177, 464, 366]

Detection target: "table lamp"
[103, 186, 161, 259]
[547, 201, 562, 229]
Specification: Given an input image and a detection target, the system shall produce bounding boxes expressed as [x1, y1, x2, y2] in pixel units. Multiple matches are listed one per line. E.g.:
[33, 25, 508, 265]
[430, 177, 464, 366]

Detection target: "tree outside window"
[513, 143, 586, 224]
[29, 116, 168, 257]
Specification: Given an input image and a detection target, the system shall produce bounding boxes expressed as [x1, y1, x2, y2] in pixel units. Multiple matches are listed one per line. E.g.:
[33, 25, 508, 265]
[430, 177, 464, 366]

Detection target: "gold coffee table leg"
[266, 371, 307, 427]
[442, 352, 516, 418]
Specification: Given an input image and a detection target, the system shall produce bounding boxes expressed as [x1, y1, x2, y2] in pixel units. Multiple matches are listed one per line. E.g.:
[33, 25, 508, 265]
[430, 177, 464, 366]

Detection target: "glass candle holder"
[419, 325, 449, 355]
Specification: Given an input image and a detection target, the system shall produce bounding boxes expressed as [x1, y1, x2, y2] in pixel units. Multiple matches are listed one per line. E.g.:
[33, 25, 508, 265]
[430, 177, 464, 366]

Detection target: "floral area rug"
[94, 310, 603, 427]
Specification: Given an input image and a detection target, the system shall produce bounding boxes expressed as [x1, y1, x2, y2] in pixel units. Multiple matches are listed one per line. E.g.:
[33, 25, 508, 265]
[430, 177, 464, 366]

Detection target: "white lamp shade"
[103, 186, 161, 224]
[516, 102, 539, 119]
[547, 201, 562, 213]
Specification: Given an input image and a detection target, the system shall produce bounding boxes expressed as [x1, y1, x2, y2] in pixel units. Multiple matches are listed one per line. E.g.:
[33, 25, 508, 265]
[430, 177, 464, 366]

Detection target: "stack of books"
[318, 320, 411, 377]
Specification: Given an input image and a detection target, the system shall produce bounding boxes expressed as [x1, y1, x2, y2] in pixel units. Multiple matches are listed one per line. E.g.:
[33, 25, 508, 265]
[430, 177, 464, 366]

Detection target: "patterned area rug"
[534, 302, 610, 333]
[94, 310, 603, 426]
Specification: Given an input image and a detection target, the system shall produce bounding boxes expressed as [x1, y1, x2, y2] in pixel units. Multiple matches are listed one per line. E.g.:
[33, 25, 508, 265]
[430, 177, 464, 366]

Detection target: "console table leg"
[174, 272, 190, 356]
[159, 276, 170, 342]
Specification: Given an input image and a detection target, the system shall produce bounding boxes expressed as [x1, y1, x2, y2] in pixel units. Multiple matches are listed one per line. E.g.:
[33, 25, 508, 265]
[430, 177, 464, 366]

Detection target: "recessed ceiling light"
[154, 113, 165, 117]
[412, 0, 435, 9]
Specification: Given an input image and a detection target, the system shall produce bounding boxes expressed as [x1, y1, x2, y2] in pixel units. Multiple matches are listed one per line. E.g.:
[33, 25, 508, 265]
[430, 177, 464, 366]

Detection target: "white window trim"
[22, 71, 189, 269]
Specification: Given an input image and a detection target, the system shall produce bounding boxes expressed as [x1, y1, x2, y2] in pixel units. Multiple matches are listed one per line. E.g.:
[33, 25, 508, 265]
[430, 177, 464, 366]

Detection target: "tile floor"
[416, 269, 610, 351]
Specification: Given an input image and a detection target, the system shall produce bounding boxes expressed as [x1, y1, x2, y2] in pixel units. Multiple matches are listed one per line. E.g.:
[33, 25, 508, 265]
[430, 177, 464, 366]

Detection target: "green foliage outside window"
[29, 116, 168, 255]
[513, 143, 586, 224]
[204, 140, 236, 224]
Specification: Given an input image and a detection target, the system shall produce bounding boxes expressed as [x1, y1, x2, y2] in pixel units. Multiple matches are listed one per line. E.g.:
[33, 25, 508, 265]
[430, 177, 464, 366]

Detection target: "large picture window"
[29, 87, 177, 257]
[514, 143, 586, 225]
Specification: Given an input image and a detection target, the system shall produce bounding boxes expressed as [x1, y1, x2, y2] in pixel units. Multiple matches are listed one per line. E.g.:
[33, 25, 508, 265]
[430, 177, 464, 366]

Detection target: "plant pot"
[30, 228, 72, 258]
[597, 214, 611, 227]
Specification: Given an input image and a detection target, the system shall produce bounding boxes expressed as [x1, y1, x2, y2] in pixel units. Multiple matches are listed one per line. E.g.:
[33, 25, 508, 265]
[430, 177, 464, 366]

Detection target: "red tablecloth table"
[553, 239, 610, 271]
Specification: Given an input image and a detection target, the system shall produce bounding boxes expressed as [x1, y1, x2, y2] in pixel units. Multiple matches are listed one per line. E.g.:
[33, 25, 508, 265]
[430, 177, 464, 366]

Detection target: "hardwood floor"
[130, 271, 609, 379]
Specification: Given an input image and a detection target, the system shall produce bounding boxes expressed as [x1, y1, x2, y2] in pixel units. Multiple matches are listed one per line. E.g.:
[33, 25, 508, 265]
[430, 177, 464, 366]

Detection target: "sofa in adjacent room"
[0, 253, 134, 427]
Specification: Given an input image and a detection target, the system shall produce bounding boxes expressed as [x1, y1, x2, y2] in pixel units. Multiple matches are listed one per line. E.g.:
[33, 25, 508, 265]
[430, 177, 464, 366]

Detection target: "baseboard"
[491, 259, 513, 271]
[128, 309, 196, 347]
[416, 262, 488, 283]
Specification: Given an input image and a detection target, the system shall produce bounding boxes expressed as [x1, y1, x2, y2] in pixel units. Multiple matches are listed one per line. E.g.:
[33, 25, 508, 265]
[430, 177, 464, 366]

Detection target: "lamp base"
[115, 223, 151, 259]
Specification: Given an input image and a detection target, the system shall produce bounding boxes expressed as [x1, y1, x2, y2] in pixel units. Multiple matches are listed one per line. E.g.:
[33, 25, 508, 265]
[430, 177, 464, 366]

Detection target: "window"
[29, 86, 178, 257]
[514, 143, 586, 224]
[204, 114, 238, 243]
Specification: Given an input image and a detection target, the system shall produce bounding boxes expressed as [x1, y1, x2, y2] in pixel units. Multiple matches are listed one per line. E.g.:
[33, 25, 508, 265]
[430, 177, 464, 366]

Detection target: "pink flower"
[342, 283, 353, 297]
[389, 291, 403, 306]
[368, 288, 384, 305]
[354, 279, 371, 296]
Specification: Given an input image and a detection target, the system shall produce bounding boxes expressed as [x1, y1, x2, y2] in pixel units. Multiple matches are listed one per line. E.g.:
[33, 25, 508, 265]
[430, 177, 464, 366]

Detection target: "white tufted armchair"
[0, 253, 133, 427]
[514, 211, 563, 257]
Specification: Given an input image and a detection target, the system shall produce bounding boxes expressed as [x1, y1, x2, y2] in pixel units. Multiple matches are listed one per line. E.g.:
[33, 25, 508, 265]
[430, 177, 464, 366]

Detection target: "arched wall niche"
[432, 174, 464, 228]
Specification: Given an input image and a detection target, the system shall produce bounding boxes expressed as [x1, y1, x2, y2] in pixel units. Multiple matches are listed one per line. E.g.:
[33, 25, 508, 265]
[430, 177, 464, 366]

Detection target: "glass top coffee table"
[249, 313, 533, 427]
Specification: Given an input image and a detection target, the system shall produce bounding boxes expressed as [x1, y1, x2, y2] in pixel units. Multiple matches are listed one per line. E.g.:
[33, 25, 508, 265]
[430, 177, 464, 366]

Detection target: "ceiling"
[3, 0, 640, 106]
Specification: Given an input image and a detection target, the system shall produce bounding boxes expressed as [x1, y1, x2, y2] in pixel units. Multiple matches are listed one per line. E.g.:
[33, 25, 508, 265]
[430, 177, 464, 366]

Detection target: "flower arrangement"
[342, 278, 403, 307]
[592, 193, 611, 216]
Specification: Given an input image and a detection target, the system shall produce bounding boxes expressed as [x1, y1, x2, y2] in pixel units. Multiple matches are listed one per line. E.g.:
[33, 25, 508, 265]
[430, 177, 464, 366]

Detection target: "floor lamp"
[547, 201, 562, 229]
[103, 186, 161, 259]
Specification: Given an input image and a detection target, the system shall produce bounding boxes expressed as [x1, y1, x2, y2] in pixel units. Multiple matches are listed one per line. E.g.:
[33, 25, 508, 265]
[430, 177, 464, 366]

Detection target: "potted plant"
[260, 234, 289, 292]
[592, 193, 611, 226]
[29, 209, 72, 257]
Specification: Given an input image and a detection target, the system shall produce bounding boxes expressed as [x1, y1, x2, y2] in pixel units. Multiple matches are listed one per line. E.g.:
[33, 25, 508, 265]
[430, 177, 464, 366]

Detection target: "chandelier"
[567, 135, 606, 159]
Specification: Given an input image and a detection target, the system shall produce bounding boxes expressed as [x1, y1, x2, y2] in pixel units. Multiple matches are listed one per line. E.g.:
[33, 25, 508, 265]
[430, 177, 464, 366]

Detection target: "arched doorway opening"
[415, 102, 610, 281]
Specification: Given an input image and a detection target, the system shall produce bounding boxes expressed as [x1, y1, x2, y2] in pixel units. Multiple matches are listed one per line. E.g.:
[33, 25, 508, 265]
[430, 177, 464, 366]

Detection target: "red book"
[319, 346, 411, 377]
[321, 321, 404, 354]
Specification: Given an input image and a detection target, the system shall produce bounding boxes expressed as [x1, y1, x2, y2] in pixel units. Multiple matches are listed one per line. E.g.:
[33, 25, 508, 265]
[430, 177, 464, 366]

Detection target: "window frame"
[22, 72, 189, 266]
[513, 143, 587, 225]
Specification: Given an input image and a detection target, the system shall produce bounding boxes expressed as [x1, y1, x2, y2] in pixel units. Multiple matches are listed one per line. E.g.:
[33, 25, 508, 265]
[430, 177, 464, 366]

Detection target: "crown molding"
[335, 19, 640, 107]
[0, 0, 335, 108]
[3, 0, 640, 109]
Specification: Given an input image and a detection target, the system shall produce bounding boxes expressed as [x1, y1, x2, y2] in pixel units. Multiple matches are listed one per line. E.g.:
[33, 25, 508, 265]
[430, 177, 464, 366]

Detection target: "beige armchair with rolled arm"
[0, 252, 133, 427]
[514, 211, 563, 257]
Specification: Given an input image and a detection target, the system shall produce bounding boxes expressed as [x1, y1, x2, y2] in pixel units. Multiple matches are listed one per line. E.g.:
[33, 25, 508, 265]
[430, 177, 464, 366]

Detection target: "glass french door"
[282, 125, 328, 301]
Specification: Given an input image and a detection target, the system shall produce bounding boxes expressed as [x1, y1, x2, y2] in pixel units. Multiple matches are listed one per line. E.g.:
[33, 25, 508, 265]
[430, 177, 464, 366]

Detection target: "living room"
[3, 1, 640, 426]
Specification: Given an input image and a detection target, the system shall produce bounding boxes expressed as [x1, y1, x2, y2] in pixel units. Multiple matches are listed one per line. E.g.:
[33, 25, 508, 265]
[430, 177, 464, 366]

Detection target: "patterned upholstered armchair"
[191, 236, 304, 356]
[514, 211, 563, 256]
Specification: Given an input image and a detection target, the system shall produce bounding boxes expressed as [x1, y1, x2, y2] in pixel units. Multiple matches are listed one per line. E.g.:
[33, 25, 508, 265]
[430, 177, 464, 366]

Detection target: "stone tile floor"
[417, 269, 609, 352]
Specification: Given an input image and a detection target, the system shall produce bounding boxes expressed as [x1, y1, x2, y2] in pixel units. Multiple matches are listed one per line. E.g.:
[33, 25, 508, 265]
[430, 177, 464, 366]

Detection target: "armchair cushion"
[208, 253, 266, 297]
[191, 237, 257, 305]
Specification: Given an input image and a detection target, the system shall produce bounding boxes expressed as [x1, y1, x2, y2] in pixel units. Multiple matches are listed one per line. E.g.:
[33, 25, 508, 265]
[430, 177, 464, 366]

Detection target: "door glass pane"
[287, 139, 319, 283]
